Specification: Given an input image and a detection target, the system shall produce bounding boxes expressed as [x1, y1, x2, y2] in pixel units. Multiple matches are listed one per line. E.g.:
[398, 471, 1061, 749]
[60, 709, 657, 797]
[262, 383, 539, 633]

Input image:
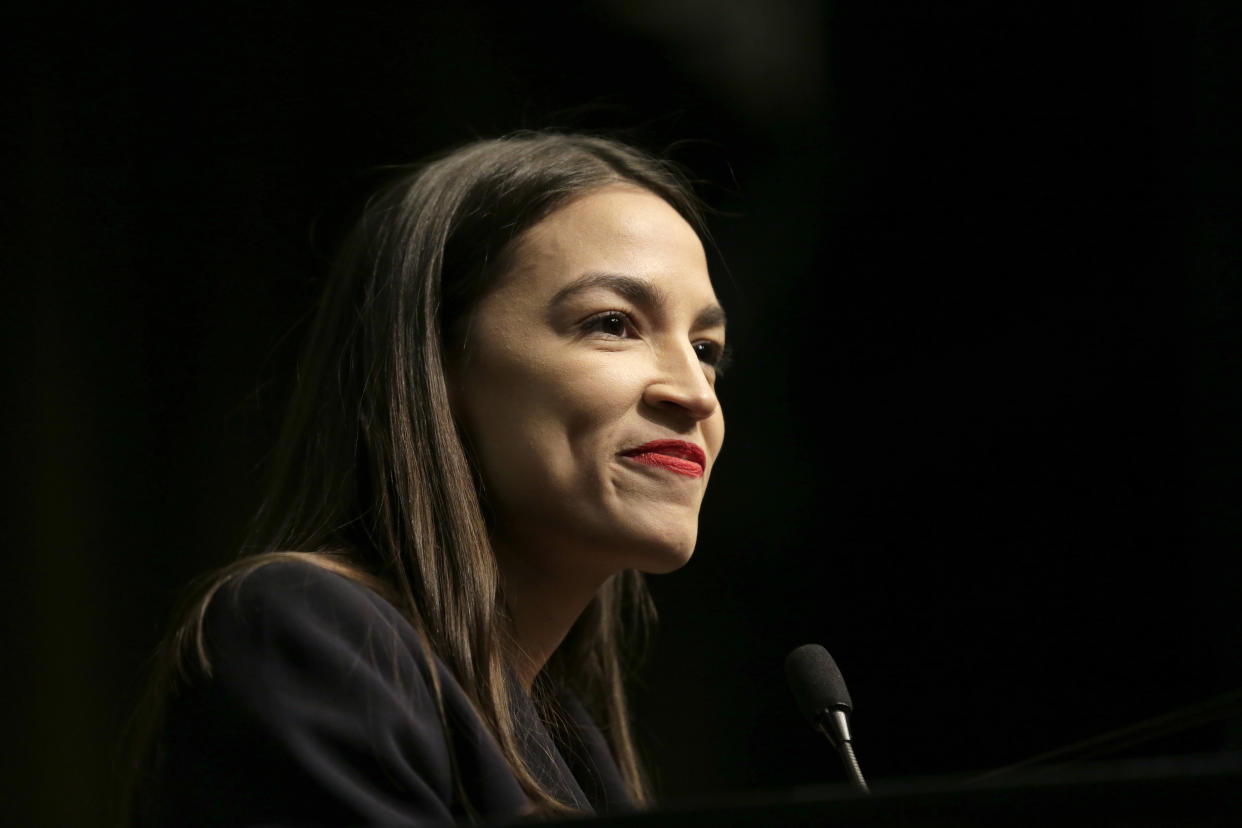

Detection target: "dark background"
[7, 3, 1241, 825]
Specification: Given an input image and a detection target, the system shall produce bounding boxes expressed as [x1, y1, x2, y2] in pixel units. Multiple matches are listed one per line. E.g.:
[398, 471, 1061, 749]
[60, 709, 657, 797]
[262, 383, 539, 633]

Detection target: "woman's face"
[449, 185, 726, 583]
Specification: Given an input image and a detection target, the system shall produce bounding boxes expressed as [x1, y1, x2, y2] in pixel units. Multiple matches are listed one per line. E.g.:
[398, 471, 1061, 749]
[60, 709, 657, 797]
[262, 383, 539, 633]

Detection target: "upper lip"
[620, 439, 707, 468]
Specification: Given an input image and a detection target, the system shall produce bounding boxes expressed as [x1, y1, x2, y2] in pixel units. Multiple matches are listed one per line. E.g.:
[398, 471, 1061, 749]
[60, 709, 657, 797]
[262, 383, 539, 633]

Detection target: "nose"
[643, 341, 720, 422]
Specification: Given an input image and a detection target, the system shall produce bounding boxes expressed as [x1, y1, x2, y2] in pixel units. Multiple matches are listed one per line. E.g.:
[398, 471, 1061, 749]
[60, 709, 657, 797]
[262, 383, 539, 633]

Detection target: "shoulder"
[204, 557, 412, 655]
[209, 556, 404, 625]
[198, 557, 437, 718]
[156, 558, 466, 825]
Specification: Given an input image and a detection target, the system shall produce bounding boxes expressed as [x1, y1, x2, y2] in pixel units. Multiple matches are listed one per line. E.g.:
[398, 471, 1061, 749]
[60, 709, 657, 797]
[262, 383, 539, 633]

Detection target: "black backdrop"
[7, 3, 1242, 825]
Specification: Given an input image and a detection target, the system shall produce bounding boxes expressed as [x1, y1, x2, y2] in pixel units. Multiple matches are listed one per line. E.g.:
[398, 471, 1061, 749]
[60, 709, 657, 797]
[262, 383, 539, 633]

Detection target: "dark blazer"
[150, 560, 631, 826]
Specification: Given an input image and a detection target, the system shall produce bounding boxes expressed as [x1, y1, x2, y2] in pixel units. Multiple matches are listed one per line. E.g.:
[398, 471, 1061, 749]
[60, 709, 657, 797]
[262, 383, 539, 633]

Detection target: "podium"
[558, 756, 1242, 827]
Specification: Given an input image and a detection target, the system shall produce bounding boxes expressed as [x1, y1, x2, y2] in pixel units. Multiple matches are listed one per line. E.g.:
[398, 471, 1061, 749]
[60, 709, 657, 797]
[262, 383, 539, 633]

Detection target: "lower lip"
[623, 452, 704, 478]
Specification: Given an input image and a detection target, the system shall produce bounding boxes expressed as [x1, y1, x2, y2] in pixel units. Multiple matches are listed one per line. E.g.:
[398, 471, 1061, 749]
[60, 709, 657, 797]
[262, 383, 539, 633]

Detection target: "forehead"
[496, 185, 717, 308]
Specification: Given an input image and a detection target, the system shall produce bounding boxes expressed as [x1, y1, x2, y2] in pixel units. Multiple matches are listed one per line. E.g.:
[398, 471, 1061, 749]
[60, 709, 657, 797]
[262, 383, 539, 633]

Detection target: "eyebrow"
[549, 271, 727, 330]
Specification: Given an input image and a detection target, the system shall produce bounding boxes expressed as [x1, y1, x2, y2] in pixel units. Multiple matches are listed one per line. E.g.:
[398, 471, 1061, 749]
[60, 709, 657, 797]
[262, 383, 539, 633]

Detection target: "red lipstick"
[620, 439, 706, 479]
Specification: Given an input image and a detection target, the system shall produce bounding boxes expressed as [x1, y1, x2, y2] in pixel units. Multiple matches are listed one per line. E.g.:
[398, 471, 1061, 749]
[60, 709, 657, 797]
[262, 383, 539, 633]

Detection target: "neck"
[493, 537, 609, 692]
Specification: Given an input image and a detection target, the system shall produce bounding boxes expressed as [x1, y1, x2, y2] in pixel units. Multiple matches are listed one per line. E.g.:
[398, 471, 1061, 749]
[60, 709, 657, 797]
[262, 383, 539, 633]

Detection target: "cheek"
[458, 350, 643, 492]
[546, 356, 641, 449]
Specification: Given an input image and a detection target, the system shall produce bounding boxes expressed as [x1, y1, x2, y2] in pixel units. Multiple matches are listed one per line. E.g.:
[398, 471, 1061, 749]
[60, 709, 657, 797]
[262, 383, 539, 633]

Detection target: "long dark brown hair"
[124, 132, 713, 822]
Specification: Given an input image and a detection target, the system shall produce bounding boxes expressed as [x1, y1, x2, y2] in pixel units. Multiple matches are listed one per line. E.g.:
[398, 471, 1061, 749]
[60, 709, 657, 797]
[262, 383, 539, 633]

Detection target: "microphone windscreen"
[785, 643, 853, 726]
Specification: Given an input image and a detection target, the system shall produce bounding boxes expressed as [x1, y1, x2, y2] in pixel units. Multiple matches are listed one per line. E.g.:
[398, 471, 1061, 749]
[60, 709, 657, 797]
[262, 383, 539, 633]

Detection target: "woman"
[128, 132, 728, 826]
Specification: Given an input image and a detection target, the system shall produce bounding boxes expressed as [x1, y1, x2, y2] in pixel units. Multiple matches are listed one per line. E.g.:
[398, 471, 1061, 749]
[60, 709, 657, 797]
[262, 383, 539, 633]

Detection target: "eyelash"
[581, 311, 731, 376]
[582, 311, 634, 339]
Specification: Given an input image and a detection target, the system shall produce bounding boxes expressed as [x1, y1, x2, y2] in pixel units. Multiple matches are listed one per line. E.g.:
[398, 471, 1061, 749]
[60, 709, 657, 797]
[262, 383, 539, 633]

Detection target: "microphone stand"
[817, 707, 870, 794]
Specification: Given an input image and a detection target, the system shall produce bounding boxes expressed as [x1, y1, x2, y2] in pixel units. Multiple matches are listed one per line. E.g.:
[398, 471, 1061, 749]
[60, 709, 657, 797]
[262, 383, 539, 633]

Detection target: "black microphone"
[785, 644, 870, 794]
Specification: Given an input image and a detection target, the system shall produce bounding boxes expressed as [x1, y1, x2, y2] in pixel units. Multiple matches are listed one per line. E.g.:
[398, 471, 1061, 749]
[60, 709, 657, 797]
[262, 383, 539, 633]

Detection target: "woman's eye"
[583, 312, 633, 338]
[694, 340, 731, 375]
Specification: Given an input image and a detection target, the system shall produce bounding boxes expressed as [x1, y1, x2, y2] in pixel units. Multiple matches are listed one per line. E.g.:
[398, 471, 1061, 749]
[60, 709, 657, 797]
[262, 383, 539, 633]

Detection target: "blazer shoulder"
[161, 557, 462, 826]
[201, 556, 435, 704]
[211, 556, 405, 626]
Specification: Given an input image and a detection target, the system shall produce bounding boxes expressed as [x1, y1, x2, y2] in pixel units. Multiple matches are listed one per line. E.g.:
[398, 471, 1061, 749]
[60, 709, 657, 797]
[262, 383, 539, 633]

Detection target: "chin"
[627, 528, 699, 575]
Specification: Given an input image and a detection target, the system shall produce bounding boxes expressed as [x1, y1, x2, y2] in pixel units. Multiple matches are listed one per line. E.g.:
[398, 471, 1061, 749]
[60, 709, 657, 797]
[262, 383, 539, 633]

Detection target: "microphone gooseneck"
[785, 643, 870, 794]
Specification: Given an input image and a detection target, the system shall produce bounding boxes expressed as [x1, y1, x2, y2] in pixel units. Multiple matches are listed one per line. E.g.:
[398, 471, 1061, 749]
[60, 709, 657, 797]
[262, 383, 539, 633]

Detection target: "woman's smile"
[619, 439, 707, 478]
